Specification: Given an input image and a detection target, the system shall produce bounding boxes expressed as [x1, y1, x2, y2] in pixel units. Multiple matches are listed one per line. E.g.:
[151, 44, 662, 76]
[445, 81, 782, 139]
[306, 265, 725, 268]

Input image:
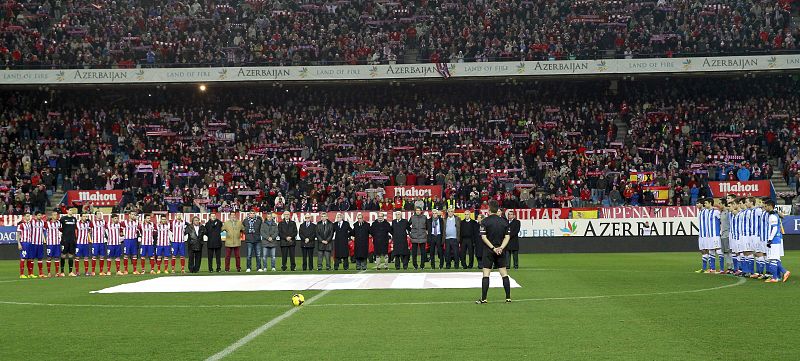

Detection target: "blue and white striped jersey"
[738, 210, 747, 237]
[768, 213, 783, 245]
[710, 209, 720, 237]
[698, 208, 705, 238]
[741, 208, 753, 237]
[699, 208, 720, 237]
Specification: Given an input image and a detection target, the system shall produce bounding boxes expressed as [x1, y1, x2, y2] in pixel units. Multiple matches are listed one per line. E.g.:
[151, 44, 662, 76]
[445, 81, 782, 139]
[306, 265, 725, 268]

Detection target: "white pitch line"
[202, 271, 355, 361]
[0, 276, 746, 309]
[203, 289, 330, 361]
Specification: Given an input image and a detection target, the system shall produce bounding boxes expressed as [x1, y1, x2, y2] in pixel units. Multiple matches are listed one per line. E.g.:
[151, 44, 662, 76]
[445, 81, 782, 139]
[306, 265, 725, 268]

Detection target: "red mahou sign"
[384, 186, 442, 199]
[66, 190, 124, 207]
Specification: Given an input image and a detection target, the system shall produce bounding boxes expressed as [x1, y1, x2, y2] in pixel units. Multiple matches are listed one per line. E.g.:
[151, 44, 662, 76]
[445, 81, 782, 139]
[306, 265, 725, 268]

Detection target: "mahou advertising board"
[66, 190, 124, 207]
[708, 181, 772, 197]
[383, 186, 442, 199]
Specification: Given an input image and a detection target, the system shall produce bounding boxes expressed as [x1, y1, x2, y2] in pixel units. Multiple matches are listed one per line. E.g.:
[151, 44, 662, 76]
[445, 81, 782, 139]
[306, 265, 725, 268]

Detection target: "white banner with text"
[519, 217, 698, 238]
[2, 55, 798, 84]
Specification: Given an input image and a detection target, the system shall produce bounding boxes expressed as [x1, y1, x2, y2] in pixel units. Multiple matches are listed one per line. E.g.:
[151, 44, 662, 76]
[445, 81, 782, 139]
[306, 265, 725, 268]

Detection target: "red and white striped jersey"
[140, 222, 155, 245]
[106, 222, 122, 246]
[121, 220, 139, 239]
[156, 223, 171, 246]
[17, 221, 31, 243]
[172, 220, 187, 243]
[45, 220, 62, 245]
[30, 220, 45, 245]
[76, 220, 92, 244]
[91, 219, 107, 244]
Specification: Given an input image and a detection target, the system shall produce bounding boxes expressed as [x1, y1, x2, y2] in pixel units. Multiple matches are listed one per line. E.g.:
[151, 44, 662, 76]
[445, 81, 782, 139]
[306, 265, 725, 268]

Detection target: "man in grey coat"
[721, 196, 734, 273]
[315, 212, 334, 271]
[260, 213, 279, 271]
[242, 211, 263, 272]
[409, 207, 429, 270]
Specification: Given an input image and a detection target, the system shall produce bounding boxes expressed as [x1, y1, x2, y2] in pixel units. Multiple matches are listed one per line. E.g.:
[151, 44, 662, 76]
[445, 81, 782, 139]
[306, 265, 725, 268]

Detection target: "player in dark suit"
[351, 214, 371, 271]
[390, 211, 410, 270]
[205, 214, 223, 272]
[426, 209, 445, 269]
[332, 213, 352, 270]
[477, 200, 512, 304]
[370, 212, 392, 270]
[506, 210, 521, 269]
[474, 214, 484, 268]
[460, 211, 477, 269]
[186, 217, 206, 273]
[278, 212, 298, 271]
[315, 212, 334, 270]
[298, 214, 317, 271]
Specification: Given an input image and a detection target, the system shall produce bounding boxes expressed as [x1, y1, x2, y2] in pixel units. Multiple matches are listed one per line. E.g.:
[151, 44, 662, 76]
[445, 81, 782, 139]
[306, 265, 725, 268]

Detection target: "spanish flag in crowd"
[571, 208, 599, 219]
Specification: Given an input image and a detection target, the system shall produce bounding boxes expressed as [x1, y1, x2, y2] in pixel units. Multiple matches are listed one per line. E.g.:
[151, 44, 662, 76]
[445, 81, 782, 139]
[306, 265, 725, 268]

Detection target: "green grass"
[1, 252, 798, 360]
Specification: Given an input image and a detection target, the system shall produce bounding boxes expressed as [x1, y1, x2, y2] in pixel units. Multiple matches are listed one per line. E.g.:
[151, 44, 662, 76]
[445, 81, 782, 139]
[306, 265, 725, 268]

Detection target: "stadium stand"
[1, 0, 798, 69]
[0, 75, 797, 214]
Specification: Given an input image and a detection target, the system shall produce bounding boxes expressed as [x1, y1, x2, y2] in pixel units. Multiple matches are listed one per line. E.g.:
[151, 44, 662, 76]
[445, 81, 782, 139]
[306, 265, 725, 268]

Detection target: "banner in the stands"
[519, 217, 698, 238]
[643, 186, 670, 203]
[2, 55, 798, 84]
[0, 213, 697, 238]
[600, 206, 698, 218]
[571, 208, 599, 219]
[0, 211, 491, 228]
[383, 186, 442, 199]
[0, 226, 17, 245]
[66, 190, 124, 207]
[776, 205, 793, 216]
[708, 180, 773, 197]
[782, 216, 800, 235]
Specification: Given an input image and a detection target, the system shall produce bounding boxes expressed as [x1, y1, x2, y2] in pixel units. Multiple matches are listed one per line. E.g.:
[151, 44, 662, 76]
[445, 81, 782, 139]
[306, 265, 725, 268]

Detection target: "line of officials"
[187, 208, 522, 273]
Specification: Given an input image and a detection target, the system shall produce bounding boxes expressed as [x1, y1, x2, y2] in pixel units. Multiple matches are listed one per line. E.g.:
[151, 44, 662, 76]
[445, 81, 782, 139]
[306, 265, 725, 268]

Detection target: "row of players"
[16, 208, 520, 278]
[16, 210, 193, 277]
[697, 195, 790, 283]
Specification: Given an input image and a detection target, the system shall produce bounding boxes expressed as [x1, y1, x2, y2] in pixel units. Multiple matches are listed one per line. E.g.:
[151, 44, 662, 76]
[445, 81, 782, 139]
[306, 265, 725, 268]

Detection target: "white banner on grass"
[91, 272, 521, 293]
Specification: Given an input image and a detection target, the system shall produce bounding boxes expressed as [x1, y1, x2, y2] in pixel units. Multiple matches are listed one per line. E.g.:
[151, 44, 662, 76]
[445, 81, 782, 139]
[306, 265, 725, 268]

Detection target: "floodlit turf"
[1, 252, 798, 360]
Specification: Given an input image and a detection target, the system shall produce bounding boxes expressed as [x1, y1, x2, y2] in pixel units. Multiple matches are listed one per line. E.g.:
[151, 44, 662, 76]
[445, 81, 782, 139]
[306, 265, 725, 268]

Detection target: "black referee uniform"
[480, 214, 509, 269]
[478, 214, 512, 302]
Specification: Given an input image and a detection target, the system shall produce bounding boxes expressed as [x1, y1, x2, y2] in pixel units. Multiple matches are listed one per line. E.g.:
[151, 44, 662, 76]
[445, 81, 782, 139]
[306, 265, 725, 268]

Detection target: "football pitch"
[1, 252, 798, 360]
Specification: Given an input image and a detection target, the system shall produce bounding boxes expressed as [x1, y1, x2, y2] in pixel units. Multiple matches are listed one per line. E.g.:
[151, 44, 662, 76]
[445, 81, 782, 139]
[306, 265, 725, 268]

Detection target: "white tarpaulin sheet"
[91, 272, 521, 294]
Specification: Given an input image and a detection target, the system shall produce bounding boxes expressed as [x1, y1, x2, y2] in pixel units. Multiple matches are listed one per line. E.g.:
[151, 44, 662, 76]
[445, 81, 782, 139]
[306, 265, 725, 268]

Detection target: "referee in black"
[476, 200, 512, 304]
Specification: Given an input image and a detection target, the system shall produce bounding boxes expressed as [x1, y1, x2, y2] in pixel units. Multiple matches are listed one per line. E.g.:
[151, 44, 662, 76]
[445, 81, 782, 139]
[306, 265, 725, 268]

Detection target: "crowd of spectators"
[0, 75, 798, 215]
[1, 0, 798, 69]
